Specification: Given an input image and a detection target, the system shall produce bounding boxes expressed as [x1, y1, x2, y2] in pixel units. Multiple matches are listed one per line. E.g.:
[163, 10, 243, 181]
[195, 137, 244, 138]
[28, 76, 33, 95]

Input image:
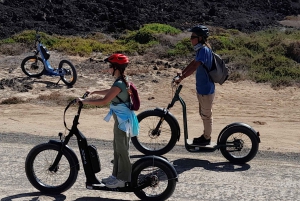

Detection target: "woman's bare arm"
[90, 89, 111, 96]
[79, 86, 121, 106]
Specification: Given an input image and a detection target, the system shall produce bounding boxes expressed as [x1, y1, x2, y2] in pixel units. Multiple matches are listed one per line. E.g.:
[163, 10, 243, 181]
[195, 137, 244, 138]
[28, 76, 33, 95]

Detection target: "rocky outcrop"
[0, 0, 299, 39]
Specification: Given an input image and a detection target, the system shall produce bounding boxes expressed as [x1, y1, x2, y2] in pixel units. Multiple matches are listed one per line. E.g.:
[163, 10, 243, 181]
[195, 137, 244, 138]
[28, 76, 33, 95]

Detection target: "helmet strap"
[197, 36, 205, 44]
[112, 68, 117, 76]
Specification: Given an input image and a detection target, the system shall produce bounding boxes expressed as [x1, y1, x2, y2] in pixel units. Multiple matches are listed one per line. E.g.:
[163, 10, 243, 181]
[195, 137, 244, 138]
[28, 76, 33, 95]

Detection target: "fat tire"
[58, 60, 77, 86]
[219, 126, 259, 163]
[132, 158, 177, 201]
[25, 143, 78, 194]
[21, 56, 45, 77]
[132, 110, 178, 156]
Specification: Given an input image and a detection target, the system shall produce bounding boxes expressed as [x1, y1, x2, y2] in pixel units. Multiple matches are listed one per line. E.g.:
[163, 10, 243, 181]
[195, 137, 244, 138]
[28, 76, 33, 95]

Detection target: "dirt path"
[1, 79, 300, 153]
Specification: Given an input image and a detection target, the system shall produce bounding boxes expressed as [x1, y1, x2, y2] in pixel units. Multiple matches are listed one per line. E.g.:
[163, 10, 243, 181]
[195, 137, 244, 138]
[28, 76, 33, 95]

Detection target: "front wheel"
[21, 56, 45, 77]
[219, 126, 259, 164]
[132, 110, 178, 156]
[58, 60, 77, 86]
[132, 157, 177, 201]
[25, 143, 79, 194]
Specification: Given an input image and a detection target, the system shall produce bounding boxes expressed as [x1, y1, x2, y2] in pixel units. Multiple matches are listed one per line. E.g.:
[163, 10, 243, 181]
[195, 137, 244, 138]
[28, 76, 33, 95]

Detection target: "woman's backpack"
[203, 52, 229, 85]
[116, 81, 140, 111]
[127, 82, 140, 111]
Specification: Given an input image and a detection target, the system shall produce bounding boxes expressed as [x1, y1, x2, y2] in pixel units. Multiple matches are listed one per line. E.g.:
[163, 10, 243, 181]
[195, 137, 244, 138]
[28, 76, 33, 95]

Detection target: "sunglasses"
[190, 36, 199, 39]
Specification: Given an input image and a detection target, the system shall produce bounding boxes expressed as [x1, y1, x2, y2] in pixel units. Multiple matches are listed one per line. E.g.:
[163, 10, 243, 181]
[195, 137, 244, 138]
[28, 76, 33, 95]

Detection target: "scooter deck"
[187, 139, 217, 148]
[87, 183, 133, 192]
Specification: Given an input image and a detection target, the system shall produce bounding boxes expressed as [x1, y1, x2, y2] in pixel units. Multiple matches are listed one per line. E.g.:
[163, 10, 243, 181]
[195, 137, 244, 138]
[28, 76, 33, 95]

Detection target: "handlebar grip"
[172, 75, 181, 83]
[82, 92, 90, 99]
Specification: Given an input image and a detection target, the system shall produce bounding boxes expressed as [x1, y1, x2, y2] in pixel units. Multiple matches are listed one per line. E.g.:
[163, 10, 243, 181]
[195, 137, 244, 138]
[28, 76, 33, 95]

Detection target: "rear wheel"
[21, 56, 45, 77]
[132, 110, 178, 156]
[219, 126, 259, 163]
[25, 143, 78, 194]
[132, 158, 177, 201]
[58, 60, 77, 86]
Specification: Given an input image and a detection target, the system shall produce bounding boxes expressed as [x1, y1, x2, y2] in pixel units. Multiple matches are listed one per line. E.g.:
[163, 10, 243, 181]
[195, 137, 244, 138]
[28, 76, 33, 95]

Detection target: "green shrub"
[244, 41, 265, 53]
[250, 53, 300, 85]
[140, 23, 181, 35]
[1, 25, 300, 88]
[11, 30, 36, 44]
[134, 29, 156, 44]
[0, 38, 15, 45]
[123, 23, 181, 45]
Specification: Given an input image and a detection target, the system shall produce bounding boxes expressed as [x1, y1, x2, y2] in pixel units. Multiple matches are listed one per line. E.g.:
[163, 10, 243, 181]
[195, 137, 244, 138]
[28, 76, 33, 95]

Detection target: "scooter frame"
[25, 94, 178, 200]
[161, 84, 260, 152]
[132, 81, 261, 163]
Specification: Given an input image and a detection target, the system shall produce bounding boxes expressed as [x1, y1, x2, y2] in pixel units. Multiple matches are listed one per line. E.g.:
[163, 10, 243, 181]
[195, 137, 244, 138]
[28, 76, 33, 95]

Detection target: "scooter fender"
[132, 155, 178, 181]
[217, 122, 261, 143]
[49, 139, 80, 171]
[154, 108, 181, 141]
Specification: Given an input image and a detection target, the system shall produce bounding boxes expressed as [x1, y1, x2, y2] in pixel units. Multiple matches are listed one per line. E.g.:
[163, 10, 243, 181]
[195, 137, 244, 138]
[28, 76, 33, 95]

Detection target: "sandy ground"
[0, 52, 299, 154]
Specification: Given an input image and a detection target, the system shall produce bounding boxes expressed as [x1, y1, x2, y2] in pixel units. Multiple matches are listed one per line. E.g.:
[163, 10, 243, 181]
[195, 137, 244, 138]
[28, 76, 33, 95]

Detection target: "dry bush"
[0, 43, 28, 55]
[148, 32, 191, 58]
[209, 26, 227, 35]
[85, 32, 115, 43]
[286, 41, 300, 63]
[1, 97, 25, 104]
[156, 32, 190, 46]
[144, 44, 170, 58]
[209, 38, 224, 51]
[279, 15, 300, 28]
[284, 16, 299, 20]
[34, 91, 70, 106]
[37, 91, 62, 101]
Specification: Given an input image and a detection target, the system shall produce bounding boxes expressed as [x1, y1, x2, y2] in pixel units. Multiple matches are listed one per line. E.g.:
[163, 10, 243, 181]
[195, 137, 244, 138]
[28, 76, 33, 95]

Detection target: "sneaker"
[101, 175, 116, 184]
[105, 179, 125, 188]
[193, 134, 211, 145]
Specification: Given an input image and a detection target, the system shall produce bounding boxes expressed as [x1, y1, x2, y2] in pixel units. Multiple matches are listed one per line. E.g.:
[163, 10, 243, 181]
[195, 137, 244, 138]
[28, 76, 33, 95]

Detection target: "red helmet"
[104, 54, 129, 65]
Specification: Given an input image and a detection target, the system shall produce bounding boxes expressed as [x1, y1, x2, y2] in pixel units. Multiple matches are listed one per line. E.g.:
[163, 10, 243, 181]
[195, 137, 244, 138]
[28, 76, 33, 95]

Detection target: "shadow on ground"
[1, 192, 137, 201]
[1, 192, 66, 201]
[172, 158, 250, 175]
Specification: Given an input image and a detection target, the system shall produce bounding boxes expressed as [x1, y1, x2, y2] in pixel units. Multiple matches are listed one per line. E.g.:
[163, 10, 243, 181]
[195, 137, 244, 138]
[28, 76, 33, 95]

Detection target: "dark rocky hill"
[0, 0, 300, 39]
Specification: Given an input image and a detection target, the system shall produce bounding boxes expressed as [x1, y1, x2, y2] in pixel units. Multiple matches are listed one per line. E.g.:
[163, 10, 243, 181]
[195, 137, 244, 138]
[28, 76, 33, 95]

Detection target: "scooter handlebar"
[172, 72, 181, 84]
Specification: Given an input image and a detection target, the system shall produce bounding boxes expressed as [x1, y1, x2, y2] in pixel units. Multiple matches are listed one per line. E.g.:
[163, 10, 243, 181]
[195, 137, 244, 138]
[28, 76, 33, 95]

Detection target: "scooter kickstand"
[56, 78, 61, 85]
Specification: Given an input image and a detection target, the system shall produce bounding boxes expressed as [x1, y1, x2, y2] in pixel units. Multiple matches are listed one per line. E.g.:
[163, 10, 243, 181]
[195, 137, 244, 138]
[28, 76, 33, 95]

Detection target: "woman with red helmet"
[77, 53, 139, 188]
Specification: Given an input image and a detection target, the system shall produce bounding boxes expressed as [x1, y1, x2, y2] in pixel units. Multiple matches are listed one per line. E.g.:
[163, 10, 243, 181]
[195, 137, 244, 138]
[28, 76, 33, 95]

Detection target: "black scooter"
[132, 76, 261, 164]
[25, 93, 178, 200]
